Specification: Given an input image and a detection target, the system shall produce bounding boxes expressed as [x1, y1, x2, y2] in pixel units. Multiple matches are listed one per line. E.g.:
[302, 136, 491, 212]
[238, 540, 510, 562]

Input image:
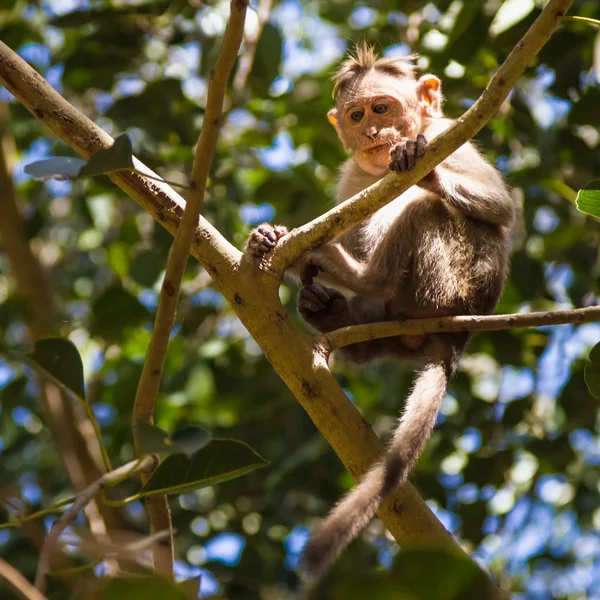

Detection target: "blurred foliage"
[0, 0, 600, 599]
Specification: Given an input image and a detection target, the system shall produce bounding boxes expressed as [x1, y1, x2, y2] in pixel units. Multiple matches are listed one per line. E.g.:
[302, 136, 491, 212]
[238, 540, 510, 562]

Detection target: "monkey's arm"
[419, 123, 515, 227]
[297, 242, 397, 300]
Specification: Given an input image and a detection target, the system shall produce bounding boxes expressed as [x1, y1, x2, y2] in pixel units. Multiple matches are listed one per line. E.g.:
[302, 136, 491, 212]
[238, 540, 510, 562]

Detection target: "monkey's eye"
[373, 103, 388, 114]
[350, 109, 364, 122]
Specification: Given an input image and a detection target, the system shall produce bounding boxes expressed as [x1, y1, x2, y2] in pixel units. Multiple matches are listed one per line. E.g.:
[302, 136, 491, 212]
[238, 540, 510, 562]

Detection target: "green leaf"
[585, 343, 600, 400]
[101, 575, 186, 600]
[25, 338, 85, 400]
[91, 285, 150, 340]
[141, 439, 268, 496]
[78, 134, 135, 177]
[576, 185, 600, 218]
[24, 157, 86, 179]
[136, 420, 211, 458]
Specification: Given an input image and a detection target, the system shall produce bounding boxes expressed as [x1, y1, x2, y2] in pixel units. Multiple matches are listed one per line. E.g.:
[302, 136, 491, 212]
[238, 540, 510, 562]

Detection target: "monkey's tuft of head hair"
[332, 42, 417, 99]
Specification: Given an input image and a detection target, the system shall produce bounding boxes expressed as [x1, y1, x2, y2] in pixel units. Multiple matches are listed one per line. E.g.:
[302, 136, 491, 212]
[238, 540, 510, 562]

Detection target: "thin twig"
[0, 557, 49, 600]
[322, 306, 600, 351]
[34, 456, 156, 593]
[270, 0, 576, 273]
[562, 15, 600, 26]
[131, 0, 248, 578]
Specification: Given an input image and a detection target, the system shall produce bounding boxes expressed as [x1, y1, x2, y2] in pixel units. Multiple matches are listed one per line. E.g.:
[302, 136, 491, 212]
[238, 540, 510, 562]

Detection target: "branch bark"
[34, 456, 156, 592]
[131, 0, 248, 577]
[270, 0, 575, 273]
[322, 306, 600, 351]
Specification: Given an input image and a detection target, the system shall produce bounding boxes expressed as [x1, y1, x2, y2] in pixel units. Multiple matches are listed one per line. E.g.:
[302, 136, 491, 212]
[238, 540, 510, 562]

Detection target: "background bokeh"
[1, 0, 599, 598]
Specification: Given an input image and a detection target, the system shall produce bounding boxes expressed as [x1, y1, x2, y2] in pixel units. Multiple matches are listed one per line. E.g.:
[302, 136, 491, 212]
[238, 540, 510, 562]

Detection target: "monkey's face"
[328, 71, 443, 176]
[328, 72, 421, 176]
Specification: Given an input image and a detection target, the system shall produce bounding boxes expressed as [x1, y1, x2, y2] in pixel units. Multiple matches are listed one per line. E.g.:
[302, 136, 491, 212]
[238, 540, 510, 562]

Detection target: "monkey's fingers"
[300, 265, 319, 287]
[416, 134, 427, 157]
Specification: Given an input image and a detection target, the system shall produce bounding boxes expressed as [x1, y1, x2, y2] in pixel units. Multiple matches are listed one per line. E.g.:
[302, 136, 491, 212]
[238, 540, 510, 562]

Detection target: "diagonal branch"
[322, 306, 600, 351]
[131, 0, 248, 576]
[270, 0, 575, 272]
[0, 557, 49, 600]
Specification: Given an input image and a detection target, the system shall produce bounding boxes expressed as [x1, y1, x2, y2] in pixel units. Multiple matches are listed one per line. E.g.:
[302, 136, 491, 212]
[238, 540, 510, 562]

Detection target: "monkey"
[245, 44, 516, 578]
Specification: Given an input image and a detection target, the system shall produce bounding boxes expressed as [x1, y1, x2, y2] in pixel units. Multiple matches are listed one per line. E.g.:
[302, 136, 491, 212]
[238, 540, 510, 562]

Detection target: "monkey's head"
[328, 44, 443, 176]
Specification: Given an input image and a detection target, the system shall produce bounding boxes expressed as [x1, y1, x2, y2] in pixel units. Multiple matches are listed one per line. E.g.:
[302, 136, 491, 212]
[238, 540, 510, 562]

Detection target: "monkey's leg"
[299, 285, 419, 363]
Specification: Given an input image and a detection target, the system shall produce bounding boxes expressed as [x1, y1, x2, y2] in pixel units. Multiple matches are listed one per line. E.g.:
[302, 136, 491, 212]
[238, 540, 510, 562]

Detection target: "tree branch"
[270, 0, 575, 272]
[322, 306, 600, 351]
[0, 557, 49, 600]
[34, 456, 156, 593]
[131, 0, 248, 576]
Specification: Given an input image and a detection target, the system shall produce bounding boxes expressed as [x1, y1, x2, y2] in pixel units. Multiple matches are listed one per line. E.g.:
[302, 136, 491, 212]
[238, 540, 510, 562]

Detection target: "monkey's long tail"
[300, 339, 465, 579]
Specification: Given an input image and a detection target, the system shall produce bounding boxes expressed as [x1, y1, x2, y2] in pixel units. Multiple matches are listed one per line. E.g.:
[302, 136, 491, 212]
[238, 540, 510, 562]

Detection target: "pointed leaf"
[171, 426, 211, 458]
[24, 157, 86, 179]
[140, 439, 268, 496]
[24, 338, 85, 400]
[78, 134, 135, 177]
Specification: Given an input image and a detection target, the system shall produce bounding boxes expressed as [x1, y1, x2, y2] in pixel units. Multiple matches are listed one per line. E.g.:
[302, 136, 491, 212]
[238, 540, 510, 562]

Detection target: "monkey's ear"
[417, 75, 443, 118]
[327, 108, 339, 127]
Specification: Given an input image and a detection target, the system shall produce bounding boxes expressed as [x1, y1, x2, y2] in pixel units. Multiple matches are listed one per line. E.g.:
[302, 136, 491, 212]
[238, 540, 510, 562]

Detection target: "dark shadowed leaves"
[101, 575, 186, 600]
[585, 343, 600, 399]
[24, 338, 85, 400]
[91, 285, 150, 340]
[329, 548, 491, 600]
[141, 439, 268, 496]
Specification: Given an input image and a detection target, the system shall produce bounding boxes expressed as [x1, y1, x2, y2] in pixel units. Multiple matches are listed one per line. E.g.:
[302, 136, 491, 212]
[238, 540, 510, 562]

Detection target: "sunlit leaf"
[576, 186, 600, 218]
[141, 439, 268, 496]
[489, 0, 535, 36]
[24, 157, 86, 179]
[78, 133, 135, 177]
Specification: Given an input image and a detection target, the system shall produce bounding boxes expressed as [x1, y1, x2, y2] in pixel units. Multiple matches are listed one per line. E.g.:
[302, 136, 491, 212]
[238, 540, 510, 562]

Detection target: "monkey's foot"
[298, 283, 350, 332]
[245, 223, 288, 260]
[389, 134, 427, 172]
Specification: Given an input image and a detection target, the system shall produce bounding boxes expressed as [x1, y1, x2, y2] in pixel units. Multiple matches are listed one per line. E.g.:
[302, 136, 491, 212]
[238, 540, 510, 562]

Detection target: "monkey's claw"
[389, 134, 427, 172]
[245, 223, 288, 260]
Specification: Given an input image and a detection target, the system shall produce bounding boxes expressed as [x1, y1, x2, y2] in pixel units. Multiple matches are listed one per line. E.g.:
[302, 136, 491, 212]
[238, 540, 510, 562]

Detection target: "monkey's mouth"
[364, 142, 392, 153]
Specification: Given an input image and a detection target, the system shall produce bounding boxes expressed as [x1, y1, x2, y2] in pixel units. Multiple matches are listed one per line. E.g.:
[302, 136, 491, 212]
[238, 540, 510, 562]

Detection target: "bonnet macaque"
[245, 44, 516, 577]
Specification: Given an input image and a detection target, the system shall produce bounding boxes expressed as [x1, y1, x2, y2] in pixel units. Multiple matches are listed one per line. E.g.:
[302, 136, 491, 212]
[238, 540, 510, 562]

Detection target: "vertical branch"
[131, 0, 249, 577]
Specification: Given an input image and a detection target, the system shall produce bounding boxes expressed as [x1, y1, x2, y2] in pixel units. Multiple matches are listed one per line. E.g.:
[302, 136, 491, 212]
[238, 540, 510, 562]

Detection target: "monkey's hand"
[389, 134, 427, 172]
[298, 283, 350, 333]
[245, 223, 289, 261]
